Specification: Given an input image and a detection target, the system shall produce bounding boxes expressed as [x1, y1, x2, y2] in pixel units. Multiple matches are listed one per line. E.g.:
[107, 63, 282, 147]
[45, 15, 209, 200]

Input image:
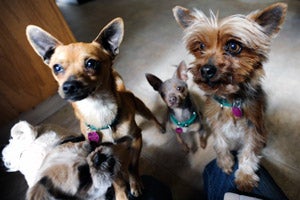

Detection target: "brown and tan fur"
[146, 61, 207, 153]
[26, 18, 165, 198]
[173, 3, 287, 191]
[26, 138, 133, 200]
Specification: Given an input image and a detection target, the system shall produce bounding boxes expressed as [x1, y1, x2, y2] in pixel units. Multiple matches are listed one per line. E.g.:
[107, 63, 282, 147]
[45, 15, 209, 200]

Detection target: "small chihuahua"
[173, 3, 287, 191]
[26, 18, 165, 198]
[146, 61, 207, 153]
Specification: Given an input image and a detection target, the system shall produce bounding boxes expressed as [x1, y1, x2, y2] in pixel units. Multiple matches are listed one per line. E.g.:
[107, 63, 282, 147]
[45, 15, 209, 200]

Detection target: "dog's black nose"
[92, 153, 108, 167]
[62, 80, 83, 95]
[92, 153, 116, 173]
[169, 96, 177, 104]
[201, 65, 217, 80]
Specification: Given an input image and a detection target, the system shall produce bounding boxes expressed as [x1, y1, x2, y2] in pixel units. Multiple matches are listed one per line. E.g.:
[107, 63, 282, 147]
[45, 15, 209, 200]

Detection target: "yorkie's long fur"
[173, 3, 287, 191]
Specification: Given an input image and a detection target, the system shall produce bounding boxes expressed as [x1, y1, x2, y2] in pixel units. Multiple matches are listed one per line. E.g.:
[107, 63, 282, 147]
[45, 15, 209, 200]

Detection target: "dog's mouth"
[64, 92, 90, 101]
[166, 95, 183, 108]
[191, 65, 239, 94]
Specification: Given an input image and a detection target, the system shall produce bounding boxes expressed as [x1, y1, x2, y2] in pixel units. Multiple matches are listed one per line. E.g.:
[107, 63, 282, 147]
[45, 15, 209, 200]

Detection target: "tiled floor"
[1, 0, 300, 199]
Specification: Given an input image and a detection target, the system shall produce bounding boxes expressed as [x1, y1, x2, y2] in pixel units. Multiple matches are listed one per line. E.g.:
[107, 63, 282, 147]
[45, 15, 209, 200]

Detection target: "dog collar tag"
[175, 127, 183, 134]
[232, 107, 243, 117]
[232, 98, 243, 118]
[88, 132, 100, 143]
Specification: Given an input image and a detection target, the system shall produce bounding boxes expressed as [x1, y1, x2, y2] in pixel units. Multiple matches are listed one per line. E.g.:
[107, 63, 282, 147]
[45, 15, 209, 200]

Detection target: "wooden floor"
[1, 0, 300, 199]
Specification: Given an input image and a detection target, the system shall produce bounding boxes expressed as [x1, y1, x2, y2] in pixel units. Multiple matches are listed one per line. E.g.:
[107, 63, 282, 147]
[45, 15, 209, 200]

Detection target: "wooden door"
[0, 0, 75, 126]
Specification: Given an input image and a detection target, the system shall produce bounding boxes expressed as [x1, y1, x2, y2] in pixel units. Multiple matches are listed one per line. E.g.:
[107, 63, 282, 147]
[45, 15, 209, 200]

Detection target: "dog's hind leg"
[113, 175, 128, 200]
[132, 95, 166, 133]
[128, 129, 143, 197]
[175, 132, 190, 153]
[198, 125, 208, 149]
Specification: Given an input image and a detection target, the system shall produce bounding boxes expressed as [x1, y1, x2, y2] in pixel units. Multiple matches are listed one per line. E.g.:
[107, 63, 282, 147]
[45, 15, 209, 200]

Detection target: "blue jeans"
[203, 158, 288, 200]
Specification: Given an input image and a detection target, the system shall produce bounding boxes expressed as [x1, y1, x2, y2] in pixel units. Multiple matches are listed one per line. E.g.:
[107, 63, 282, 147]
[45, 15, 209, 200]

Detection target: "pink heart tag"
[175, 127, 183, 134]
[88, 132, 100, 143]
[232, 106, 243, 118]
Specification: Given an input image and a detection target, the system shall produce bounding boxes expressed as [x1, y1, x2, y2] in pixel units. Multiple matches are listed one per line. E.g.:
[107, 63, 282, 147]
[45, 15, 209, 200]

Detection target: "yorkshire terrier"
[173, 3, 287, 191]
[146, 61, 207, 153]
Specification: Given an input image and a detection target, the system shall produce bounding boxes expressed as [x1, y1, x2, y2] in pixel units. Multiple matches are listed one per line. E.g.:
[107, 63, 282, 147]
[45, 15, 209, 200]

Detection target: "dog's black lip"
[63, 86, 96, 101]
[207, 80, 217, 88]
[63, 93, 90, 101]
[168, 101, 181, 108]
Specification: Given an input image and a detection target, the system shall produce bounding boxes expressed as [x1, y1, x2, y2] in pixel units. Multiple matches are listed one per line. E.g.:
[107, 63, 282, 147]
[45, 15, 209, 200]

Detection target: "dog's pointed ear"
[26, 25, 62, 64]
[247, 3, 287, 37]
[145, 73, 163, 91]
[11, 121, 37, 142]
[94, 18, 124, 57]
[174, 61, 188, 81]
[173, 6, 196, 28]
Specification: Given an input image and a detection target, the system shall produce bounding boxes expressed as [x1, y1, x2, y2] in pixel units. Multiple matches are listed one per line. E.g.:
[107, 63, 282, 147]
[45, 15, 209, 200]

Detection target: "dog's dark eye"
[199, 42, 205, 50]
[176, 86, 184, 92]
[85, 59, 100, 71]
[225, 40, 242, 55]
[53, 64, 64, 74]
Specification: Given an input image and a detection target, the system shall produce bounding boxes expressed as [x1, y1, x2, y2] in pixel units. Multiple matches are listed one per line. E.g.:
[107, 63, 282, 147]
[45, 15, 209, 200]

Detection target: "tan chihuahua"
[26, 18, 165, 198]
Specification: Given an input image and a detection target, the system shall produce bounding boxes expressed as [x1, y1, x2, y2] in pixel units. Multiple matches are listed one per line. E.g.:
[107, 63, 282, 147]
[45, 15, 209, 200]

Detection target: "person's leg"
[203, 158, 238, 200]
[251, 165, 288, 200]
[203, 157, 288, 200]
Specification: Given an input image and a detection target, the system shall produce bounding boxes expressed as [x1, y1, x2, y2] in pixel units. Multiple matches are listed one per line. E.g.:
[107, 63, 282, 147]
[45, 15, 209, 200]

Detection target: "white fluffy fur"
[76, 93, 118, 129]
[1, 121, 79, 187]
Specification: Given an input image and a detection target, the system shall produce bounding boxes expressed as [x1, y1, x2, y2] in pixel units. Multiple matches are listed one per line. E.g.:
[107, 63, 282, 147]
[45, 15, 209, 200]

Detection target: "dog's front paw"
[115, 191, 128, 200]
[129, 179, 143, 197]
[217, 154, 234, 174]
[199, 135, 207, 149]
[235, 170, 259, 192]
[182, 144, 190, 153]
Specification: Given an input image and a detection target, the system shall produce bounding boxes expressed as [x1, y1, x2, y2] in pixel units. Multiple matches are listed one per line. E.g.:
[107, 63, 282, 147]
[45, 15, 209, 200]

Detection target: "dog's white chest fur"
[209, 111, 246, 150]
[76, 93, 118, 129]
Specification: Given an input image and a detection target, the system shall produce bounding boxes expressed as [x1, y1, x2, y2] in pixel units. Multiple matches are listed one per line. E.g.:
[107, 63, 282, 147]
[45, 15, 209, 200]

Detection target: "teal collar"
[170, 111, 197, 128]
[85, 110, 119, 132]
[86, 123, 112, 132]
[213, 95, 232, 107]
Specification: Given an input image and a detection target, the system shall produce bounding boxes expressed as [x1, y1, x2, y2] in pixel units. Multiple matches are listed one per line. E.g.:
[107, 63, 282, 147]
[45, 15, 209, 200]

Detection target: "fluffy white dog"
[2, 121, 81, 187]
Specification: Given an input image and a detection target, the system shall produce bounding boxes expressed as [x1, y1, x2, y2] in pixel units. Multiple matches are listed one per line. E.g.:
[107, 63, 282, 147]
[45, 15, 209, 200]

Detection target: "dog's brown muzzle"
[61, 80, 93, 101]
